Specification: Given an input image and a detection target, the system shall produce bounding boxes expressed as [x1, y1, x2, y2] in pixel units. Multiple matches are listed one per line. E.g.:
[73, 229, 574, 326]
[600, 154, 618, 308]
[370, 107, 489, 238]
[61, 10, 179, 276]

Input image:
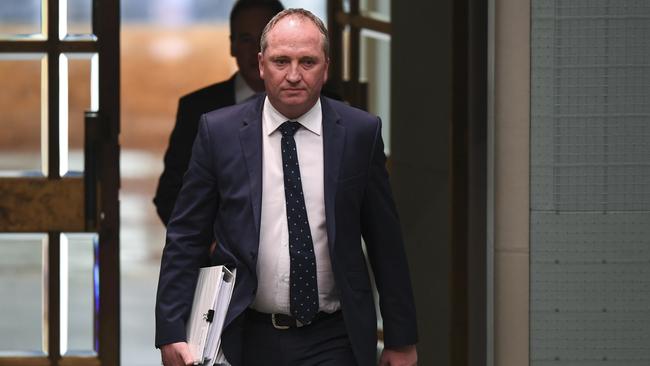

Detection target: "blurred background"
[3, 1, 649, 366]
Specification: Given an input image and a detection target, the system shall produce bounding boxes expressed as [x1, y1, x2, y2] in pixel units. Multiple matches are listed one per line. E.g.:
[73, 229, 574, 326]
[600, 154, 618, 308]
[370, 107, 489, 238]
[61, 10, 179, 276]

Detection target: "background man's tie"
[279, 121, 319, 324]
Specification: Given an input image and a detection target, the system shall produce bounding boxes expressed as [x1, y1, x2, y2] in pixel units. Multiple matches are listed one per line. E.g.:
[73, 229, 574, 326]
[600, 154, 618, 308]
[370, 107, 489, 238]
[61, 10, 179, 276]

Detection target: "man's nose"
[286, 63, 302, 83]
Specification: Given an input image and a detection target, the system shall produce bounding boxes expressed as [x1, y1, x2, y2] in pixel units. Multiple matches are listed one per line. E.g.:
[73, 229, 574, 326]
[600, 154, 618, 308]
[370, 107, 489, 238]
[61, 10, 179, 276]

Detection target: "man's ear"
[258, 52, 264, 79]
[323, 58, 330, 83]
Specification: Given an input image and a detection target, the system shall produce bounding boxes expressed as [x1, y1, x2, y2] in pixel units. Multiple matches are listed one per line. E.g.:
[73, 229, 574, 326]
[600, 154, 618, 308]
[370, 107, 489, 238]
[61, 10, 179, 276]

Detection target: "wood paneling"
[0, 357, 101, 366]
[0, 178, 85, 232]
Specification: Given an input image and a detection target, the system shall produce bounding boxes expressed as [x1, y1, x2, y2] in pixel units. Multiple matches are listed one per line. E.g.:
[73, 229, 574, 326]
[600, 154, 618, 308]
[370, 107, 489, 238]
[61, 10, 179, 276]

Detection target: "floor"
[120, 150, 167, 366]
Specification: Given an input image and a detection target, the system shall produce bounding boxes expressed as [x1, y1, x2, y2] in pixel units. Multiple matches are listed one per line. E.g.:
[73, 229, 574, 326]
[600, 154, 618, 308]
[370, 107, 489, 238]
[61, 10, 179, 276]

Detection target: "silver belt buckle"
[296, 319, 306, 328]
[271, 314, 290, 330]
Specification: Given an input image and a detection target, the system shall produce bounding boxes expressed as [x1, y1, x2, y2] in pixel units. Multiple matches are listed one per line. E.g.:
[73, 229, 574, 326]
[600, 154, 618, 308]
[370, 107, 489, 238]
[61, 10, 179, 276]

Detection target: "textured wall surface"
[530, 1, 650, 364]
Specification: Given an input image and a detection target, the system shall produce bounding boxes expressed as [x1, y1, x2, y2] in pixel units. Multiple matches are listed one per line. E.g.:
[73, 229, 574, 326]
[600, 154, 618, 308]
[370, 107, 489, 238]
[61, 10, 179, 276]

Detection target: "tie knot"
[280, 121, 301, 137]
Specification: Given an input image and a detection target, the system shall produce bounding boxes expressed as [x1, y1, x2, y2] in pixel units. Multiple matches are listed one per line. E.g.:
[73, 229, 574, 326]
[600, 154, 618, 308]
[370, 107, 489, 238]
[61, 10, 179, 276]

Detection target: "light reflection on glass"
[0, 233, 47, 354]
[60, 53, 99, 176]
[359, 0, 390, 21]
[60, 233, 98, 355]
[0, 0, 46, 40]
[61, 0, 97, 41]
[360, 29, 391, 154]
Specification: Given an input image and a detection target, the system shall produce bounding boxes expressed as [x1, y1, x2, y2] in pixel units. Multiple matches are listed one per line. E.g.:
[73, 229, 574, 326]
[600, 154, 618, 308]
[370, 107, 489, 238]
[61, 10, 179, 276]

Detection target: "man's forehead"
[277, 14, 305, 26]
[270, 15, 319, 35]
[268, 18, 320, 42]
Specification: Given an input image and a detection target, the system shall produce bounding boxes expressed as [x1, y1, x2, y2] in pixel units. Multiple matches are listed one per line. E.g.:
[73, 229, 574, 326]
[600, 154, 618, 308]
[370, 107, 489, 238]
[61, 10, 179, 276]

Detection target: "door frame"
[0, 0, 120, 364]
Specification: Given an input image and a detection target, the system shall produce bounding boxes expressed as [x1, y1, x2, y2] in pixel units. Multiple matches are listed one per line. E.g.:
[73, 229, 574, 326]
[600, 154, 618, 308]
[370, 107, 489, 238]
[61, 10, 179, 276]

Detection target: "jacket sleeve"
[155, 115, 219, 347]
[360, 118, 418, 348]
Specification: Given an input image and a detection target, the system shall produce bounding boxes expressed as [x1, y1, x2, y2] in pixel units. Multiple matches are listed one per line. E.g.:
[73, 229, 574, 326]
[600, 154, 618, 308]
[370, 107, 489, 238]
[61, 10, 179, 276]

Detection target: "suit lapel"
[239, 96, 344, 252]
[321, 97, 345, 252]
[239, 96, 265, 241]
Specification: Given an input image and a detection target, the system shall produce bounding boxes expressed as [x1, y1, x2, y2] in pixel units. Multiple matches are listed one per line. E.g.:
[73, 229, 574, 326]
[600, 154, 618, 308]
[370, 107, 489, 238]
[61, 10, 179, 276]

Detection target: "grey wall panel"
[530, 1, 650, 364]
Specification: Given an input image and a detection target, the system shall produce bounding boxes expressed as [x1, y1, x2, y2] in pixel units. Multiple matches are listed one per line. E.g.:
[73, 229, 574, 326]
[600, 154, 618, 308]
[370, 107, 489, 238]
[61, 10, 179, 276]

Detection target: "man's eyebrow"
[299, 56, 320, 63]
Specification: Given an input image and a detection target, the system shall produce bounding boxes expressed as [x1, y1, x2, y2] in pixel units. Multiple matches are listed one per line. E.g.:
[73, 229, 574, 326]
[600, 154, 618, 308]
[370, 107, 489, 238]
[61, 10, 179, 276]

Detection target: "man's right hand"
[160, 342, 194, 366]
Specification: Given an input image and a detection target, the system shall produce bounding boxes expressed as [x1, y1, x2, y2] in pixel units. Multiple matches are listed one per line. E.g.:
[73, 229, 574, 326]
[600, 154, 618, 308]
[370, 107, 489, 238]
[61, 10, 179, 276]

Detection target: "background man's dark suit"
[153, 75, 236, 225]
[155, 94, 418, 365]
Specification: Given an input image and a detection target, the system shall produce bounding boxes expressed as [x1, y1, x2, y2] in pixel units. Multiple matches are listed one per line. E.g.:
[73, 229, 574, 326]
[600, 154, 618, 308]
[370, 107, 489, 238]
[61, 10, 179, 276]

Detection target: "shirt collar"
[234, 72, 257, 103]
[263, 97, 322, 136]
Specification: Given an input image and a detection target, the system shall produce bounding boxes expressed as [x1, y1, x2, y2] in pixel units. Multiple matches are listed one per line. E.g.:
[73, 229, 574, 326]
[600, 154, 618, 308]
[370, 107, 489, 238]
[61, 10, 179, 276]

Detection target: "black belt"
[246, 308, 340, 329]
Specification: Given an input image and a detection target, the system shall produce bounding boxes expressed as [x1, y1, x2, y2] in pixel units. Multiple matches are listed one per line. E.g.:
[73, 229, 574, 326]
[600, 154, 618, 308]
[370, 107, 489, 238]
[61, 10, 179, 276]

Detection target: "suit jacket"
[155, 94, 417, 366]
[154, 76, 343, 226]
[153, 75, 237, 225]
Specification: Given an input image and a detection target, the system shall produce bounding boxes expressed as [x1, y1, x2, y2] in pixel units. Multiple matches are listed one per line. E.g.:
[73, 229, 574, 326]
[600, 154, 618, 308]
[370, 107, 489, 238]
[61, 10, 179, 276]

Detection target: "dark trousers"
[241, 310, 357, 366]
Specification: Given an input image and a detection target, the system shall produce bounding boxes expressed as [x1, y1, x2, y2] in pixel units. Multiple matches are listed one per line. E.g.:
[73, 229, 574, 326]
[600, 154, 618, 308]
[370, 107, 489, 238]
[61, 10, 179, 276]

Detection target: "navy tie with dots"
[279, 121, 319, 324]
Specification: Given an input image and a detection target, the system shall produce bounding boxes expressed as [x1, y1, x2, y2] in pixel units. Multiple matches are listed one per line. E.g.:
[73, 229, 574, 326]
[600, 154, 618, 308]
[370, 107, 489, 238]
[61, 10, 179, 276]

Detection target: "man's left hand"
[379, 344, 417, 366]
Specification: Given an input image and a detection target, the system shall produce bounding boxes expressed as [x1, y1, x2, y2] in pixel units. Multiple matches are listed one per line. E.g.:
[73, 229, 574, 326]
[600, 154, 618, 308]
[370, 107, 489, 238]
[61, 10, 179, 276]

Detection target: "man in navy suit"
[156, 8, 418, 366]
[153, 0, 284, 225]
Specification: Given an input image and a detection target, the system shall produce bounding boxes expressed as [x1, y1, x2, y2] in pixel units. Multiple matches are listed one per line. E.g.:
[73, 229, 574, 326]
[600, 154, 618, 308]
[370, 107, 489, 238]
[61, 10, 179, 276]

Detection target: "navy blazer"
[155, 94, 417, 366]
[154, 77, 343, 226]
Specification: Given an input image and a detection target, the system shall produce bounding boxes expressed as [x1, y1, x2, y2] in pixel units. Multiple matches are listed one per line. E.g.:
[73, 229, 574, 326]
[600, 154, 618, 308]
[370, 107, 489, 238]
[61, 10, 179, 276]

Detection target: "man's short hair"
[229, 0, 285, 35]
[260, 8, 330, 57]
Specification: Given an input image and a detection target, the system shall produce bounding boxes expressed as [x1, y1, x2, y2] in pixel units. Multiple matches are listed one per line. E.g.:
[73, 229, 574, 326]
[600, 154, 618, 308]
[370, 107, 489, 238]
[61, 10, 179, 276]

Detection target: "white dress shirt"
[251, 97, 341, 315]
[234, 72, 256, 103]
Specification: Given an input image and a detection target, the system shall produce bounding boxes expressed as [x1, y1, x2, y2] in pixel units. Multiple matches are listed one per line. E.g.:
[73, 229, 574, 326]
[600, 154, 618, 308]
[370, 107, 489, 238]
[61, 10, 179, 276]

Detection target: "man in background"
[153, 0, 284, 225]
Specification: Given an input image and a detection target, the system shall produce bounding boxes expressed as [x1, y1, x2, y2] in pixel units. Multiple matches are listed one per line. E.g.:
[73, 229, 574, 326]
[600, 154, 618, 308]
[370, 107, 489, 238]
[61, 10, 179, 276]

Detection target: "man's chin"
[270, 97, 317, 118]
[280, 89, 307, 97]
[278, 94, 308, 106]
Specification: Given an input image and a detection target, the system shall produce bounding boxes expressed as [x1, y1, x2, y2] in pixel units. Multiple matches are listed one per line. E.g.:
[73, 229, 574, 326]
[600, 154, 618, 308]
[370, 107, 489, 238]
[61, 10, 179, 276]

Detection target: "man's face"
[258, 16, 329, 119]
[230, 6, 277, 92]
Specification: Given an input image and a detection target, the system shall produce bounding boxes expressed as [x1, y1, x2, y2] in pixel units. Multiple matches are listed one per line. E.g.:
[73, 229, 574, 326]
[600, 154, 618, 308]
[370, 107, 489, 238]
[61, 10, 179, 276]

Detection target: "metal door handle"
[84, 111, 99, 230]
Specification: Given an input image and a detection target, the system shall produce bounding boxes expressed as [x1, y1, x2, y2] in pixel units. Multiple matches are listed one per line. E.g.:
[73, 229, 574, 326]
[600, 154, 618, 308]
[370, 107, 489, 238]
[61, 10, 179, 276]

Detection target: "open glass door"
[0, 0, 120, 365]
[328, 0, 392, 342]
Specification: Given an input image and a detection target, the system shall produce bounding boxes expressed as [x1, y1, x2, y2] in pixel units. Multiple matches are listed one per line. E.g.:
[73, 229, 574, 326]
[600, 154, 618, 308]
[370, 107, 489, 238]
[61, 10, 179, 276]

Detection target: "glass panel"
[360, 30, 391, 154]
[0, 54, 47, 177]
[531, 1, 650, 365]
[0, 0, 44, 40]
[62, 0, 96, 41]
[360, 0, 390, 21]
[0, 233, 47, 355]
[61, 53, 99, 176]
[61, 233, 97, 355]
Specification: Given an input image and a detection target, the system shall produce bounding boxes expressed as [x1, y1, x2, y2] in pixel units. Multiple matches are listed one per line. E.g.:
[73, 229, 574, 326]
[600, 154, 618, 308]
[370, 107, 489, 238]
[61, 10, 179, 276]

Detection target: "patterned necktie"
[279, 121, 319, 324]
